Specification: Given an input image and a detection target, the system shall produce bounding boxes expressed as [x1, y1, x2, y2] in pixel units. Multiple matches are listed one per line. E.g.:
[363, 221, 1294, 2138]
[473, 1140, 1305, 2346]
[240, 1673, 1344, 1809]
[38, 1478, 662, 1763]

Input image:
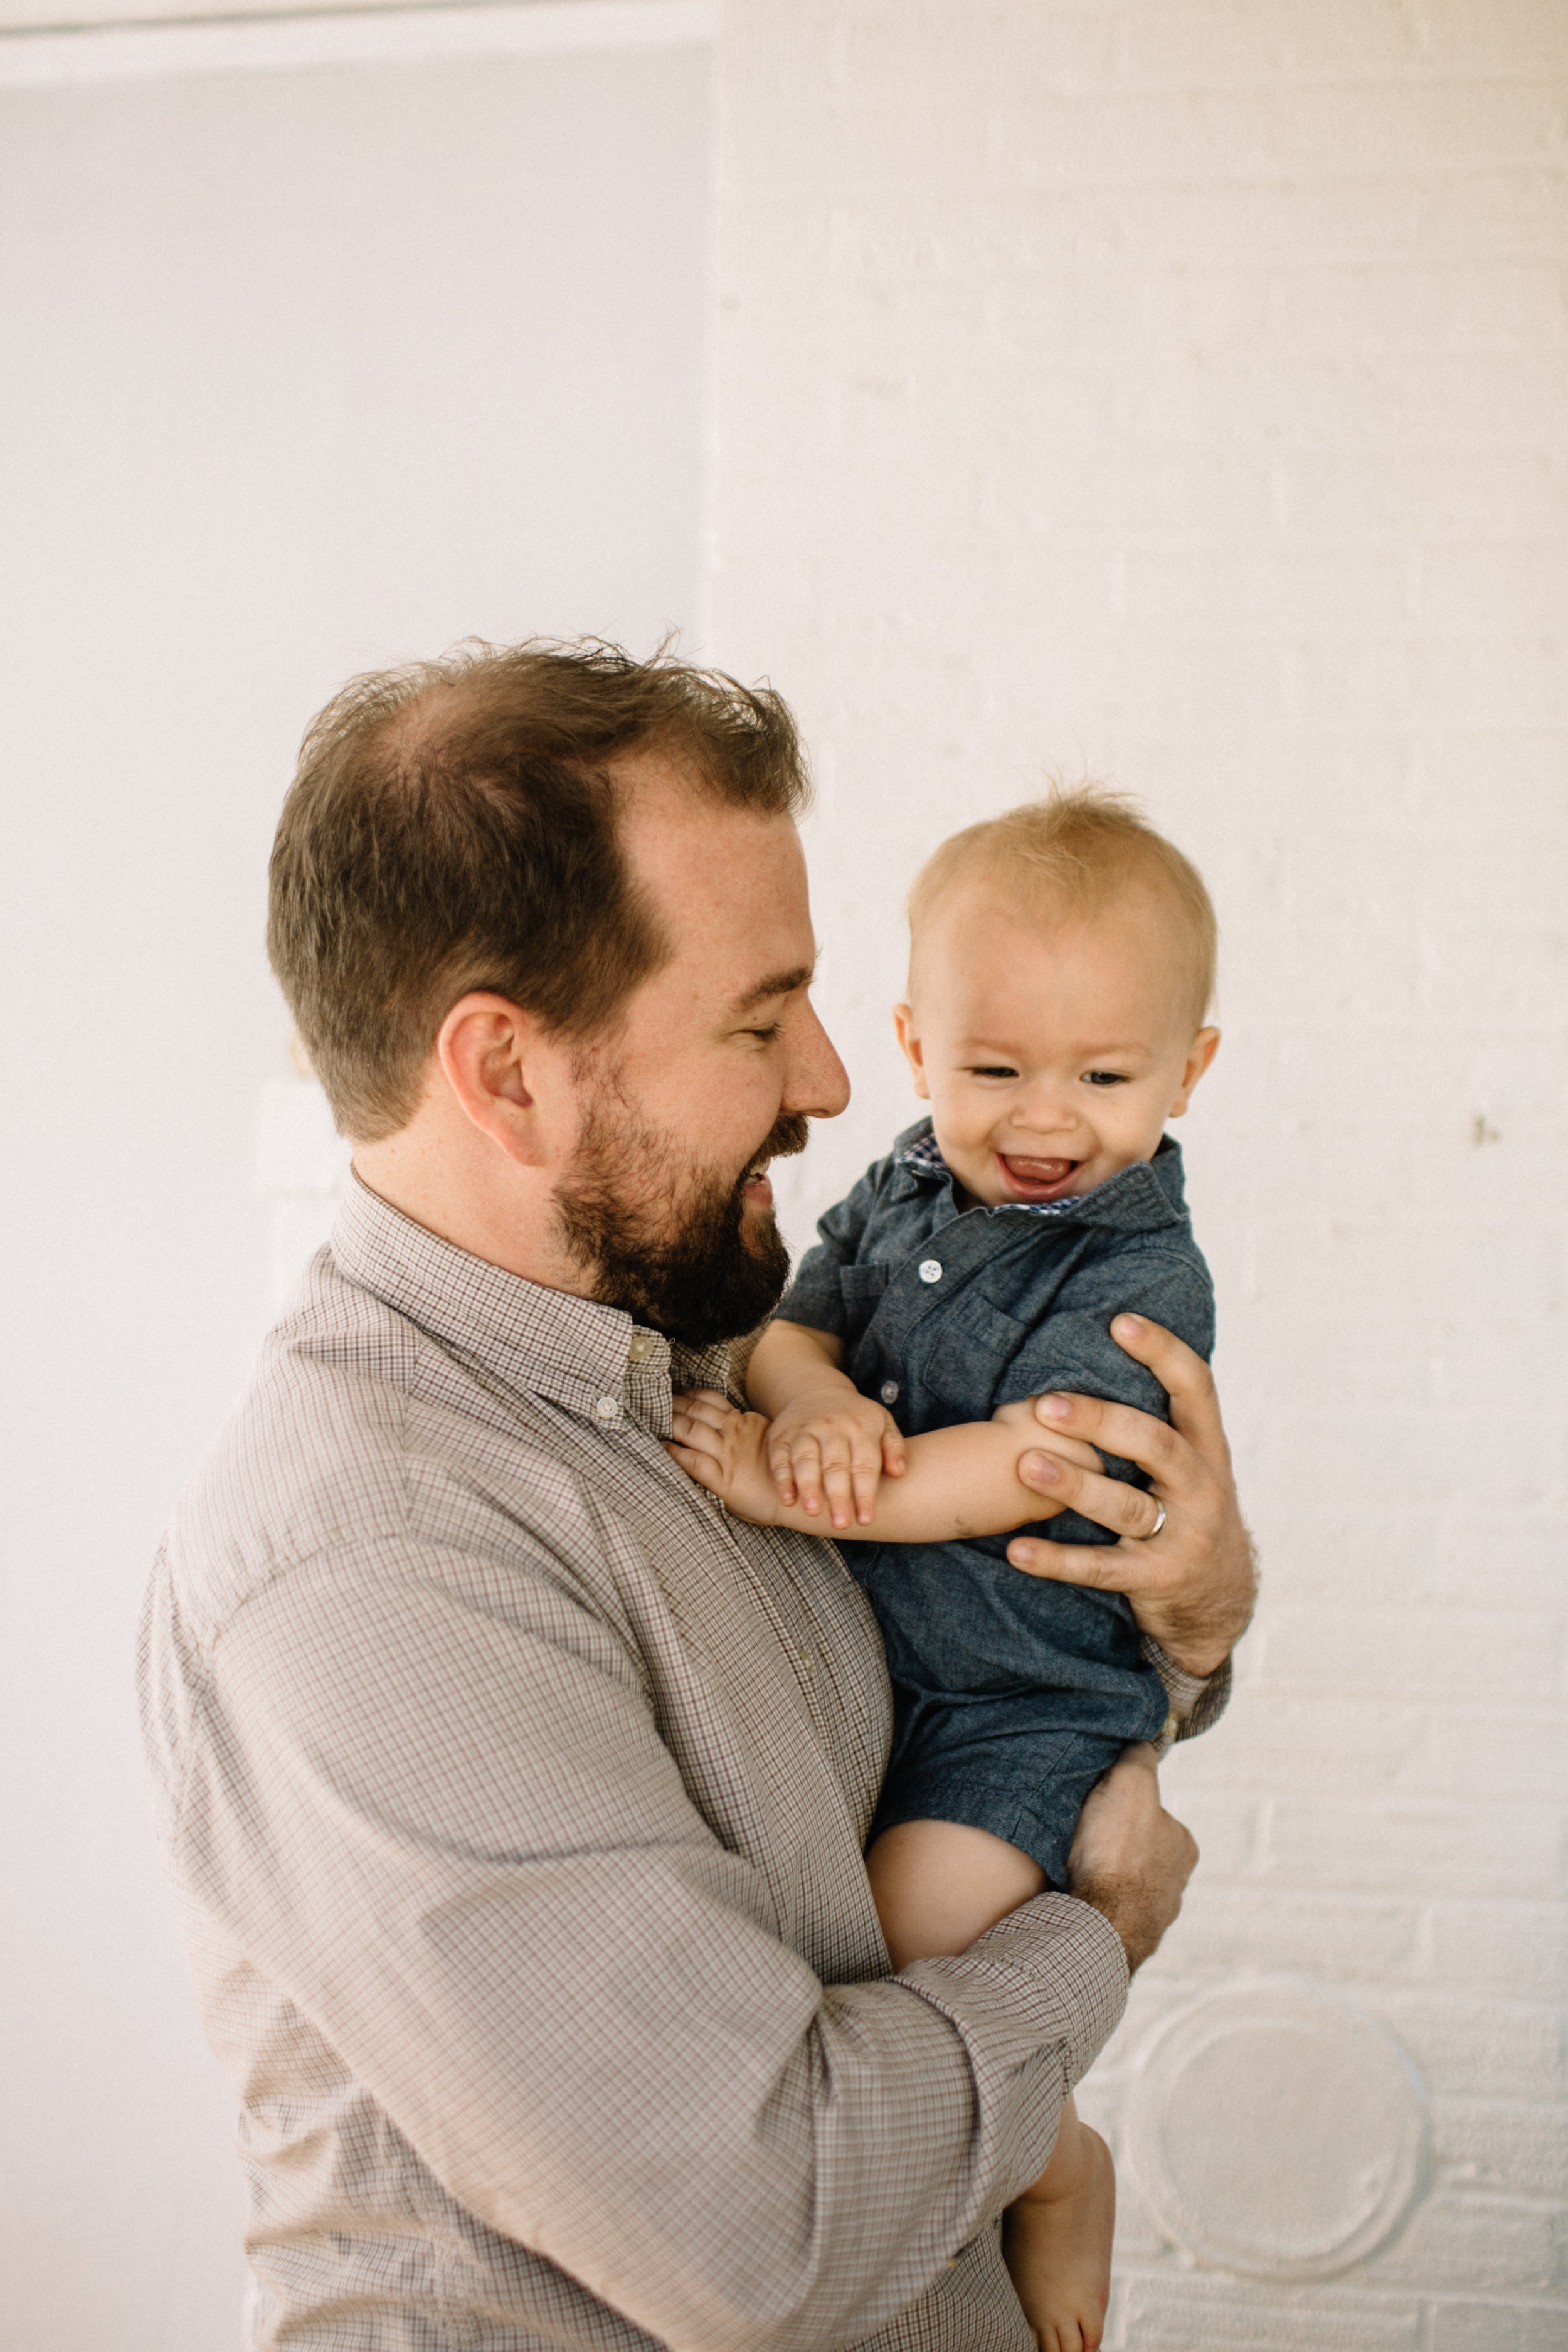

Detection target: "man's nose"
[782, 998, 850, 1120]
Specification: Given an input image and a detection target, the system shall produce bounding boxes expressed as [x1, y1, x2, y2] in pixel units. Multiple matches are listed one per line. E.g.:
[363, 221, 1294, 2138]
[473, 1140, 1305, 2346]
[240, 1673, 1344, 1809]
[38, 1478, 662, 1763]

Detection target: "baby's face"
[894, 882, 1218, 1208]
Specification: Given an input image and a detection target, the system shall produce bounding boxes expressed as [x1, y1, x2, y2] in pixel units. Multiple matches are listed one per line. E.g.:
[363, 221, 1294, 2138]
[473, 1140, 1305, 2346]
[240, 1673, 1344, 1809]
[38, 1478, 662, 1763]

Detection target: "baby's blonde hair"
[908, 784, 1218, 1026]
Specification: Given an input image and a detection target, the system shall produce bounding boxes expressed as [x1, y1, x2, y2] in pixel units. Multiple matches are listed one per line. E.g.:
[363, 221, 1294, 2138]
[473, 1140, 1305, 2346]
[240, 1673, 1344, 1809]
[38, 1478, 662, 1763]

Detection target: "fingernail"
[1038, 1394, 1071, 1421]
[1025, 1451, 1061, 1483]
[1114, 1315, 1143, 1338]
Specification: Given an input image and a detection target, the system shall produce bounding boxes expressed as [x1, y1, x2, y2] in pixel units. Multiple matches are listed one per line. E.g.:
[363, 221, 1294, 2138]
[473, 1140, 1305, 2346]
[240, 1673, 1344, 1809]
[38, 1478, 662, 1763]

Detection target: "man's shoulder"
[156, 1250, 618, 1644]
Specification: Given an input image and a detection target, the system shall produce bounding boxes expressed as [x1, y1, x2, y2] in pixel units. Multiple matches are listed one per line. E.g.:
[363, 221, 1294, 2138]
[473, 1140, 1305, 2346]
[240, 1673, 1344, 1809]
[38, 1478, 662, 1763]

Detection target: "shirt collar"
[328, 1172, 732, 1434]
[892, 1118, 1189, 1234]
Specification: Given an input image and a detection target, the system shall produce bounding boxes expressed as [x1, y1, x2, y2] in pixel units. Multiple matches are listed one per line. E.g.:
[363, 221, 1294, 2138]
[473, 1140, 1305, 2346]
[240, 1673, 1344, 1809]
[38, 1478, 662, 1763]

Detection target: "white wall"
[0, 17, 712, 2347]
[712, 2, 1568, 2342]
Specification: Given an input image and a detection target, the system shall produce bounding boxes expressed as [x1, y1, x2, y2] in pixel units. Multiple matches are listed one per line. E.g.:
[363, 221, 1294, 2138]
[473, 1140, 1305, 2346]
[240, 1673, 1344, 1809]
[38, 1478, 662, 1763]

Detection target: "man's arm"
[192, 1533, 1138, 2352]
[1008, 1314, 1257, 1680]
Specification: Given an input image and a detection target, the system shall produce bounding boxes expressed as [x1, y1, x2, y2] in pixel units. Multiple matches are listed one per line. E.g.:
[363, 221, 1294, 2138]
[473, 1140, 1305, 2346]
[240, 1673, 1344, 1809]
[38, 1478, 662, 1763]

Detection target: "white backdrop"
[0, 18, 712, 2346]
[5, 2, 1566, 2347]
[711, 3, 1568, 2343]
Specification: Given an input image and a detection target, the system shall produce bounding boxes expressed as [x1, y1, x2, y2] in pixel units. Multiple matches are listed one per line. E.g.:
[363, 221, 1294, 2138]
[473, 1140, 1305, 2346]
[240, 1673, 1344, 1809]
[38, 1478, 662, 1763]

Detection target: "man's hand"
[1006, 1316, 1256, 1678]
[1066, 1743, 1198, 1974]
[761, 1385, 906, 1531]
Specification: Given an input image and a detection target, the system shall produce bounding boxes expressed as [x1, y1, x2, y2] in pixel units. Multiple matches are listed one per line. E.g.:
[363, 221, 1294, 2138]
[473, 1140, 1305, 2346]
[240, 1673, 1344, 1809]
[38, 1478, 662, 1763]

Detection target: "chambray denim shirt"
[776, 1121, 1217, 1879]
[777, 1118, 1216, 1552]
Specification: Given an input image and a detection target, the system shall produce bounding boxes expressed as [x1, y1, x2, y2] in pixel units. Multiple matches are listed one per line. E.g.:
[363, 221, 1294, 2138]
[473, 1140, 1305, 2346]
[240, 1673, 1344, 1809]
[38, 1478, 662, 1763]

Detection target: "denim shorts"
[854, 1538, 1170, 1890]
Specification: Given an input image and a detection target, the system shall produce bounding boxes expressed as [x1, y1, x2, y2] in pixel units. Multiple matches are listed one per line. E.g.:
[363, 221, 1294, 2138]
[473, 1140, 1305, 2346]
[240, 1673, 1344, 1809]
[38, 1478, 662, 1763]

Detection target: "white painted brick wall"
[711, 0, 1568, 2336]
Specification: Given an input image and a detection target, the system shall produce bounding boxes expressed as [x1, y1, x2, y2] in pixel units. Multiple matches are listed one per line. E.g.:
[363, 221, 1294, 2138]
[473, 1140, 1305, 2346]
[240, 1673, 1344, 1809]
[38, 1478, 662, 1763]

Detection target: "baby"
[669, 786, 1219, 2352]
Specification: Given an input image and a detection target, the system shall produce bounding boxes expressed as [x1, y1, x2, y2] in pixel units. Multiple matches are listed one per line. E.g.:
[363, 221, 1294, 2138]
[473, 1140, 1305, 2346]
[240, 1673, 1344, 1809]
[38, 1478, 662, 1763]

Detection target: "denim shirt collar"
[890, 1118, 1189, 1236]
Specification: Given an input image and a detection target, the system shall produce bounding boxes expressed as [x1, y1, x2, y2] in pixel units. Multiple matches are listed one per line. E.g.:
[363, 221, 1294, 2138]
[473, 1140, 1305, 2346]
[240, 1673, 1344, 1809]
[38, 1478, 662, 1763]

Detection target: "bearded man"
[139, 641, 1253, 2351]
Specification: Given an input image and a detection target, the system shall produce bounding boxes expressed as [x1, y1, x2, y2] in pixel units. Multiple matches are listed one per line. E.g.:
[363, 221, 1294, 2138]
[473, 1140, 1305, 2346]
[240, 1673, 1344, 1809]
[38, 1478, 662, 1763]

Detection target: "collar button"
[918, 1259, 943, 1285]
[594, 1395, 620, 1421]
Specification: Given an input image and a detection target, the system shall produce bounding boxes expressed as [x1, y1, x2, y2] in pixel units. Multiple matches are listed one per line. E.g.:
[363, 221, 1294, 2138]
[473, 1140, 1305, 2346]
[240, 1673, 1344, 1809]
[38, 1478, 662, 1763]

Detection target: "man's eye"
[746, 1024, 783, 1044]
[1084, 1069, 1128, 1087]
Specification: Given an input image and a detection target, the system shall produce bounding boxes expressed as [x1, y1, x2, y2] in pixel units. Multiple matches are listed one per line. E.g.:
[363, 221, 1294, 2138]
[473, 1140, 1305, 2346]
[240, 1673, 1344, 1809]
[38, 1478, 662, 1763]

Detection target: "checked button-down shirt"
[139, 1174, 1136, 2351]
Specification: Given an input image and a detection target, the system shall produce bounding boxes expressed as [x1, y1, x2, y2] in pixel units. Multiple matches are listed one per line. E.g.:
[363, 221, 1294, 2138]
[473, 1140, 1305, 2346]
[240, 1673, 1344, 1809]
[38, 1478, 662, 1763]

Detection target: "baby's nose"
[1015, 1092, 1078, 1135]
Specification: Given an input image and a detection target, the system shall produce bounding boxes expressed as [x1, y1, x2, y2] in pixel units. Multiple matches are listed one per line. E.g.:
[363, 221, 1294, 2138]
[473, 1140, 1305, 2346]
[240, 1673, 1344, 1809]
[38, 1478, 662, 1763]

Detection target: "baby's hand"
[761, 1384, 906, 1532]
[666, 1390, 785, 1526]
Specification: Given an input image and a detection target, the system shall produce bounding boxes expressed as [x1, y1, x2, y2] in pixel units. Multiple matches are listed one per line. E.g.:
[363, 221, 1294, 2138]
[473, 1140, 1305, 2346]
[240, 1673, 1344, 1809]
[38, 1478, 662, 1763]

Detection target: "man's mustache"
[755, 1111, 811, 1165]
[734, 1112, 813, 1195]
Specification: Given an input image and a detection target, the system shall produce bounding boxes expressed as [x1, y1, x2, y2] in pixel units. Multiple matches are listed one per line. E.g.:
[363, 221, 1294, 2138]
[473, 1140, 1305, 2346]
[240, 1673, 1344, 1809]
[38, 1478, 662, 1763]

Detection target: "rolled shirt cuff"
[1142, 1636, 1231, 1754]
[896, 1891, 1128, 2205]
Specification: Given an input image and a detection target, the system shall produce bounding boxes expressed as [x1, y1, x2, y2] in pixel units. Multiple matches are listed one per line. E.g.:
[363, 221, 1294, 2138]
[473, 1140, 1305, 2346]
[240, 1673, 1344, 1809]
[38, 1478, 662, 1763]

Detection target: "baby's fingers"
[663, 1437, 724, 1493]
[771, 1433, 823, 1516]
[820, 1447, 859, 1533]
[850, 1449, 886, 1525]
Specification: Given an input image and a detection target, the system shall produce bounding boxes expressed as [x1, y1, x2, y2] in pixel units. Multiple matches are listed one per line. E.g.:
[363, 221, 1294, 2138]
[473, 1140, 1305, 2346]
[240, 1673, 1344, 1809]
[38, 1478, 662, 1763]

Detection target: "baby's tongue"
[1002, 1154, 1075, 1185]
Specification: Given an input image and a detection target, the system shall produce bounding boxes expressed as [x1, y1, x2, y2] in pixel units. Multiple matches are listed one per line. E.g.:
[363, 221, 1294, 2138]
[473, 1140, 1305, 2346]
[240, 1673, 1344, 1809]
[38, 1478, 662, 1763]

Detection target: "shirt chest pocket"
[912, 1288, 1031, 1417]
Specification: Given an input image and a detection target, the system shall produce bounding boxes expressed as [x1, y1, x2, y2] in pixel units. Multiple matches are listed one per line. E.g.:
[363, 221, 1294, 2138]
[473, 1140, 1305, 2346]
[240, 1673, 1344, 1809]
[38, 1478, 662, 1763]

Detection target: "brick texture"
[711, 0, 1568, 2333]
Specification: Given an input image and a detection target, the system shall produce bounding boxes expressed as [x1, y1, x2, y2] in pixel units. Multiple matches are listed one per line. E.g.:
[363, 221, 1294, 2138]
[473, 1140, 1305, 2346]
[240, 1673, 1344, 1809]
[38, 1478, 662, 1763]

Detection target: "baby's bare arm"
[745, 1320, 907, 1528]
[669, 1391, 1071, 1541]
[746, 1318, 852, 1414]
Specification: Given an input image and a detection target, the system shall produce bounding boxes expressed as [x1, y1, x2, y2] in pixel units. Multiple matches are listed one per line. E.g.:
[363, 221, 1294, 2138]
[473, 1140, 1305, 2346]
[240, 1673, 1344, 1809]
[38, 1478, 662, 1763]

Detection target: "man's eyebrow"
[732, 961, 817, 1014]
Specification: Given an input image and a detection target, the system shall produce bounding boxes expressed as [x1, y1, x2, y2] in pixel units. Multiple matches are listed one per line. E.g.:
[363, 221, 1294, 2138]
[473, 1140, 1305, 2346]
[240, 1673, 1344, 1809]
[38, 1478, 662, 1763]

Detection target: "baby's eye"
[1083, 1069, 1129, 1088]
[968, 1064, 1019, 1081]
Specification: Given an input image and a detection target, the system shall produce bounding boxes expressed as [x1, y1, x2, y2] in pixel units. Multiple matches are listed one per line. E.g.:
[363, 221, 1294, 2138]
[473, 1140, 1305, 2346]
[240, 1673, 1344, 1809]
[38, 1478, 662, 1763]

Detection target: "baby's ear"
[1170, 1025, 1221, 1116]
[892, 1004, 930, 1098]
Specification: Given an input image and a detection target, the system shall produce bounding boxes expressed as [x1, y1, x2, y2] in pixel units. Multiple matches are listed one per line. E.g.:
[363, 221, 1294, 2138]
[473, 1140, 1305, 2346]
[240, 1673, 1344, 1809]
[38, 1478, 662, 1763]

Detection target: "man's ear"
[437, 992, 558, 1166]
[892, 1004, 931, 1101]
[1168, 1026, 1221, 1118]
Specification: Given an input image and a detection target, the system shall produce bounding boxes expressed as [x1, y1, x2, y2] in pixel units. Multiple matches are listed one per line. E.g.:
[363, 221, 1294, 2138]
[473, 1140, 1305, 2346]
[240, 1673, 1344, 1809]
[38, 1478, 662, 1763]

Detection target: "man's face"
[554, 765, 850, 1343]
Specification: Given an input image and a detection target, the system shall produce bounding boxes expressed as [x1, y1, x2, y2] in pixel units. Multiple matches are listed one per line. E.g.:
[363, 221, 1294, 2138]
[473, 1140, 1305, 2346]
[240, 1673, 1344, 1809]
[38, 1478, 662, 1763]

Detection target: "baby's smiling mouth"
[996, 1152, 1080, 1200]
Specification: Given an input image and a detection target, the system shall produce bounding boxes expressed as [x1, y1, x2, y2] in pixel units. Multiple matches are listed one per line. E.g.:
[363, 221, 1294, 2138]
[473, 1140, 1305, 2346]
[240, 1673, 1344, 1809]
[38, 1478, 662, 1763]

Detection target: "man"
[140, 641, 1254, 2351]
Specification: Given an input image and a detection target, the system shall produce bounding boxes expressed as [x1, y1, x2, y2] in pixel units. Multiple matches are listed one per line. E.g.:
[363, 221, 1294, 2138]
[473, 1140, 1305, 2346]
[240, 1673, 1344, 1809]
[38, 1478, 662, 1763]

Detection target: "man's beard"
[554, 1083, 810, 1347]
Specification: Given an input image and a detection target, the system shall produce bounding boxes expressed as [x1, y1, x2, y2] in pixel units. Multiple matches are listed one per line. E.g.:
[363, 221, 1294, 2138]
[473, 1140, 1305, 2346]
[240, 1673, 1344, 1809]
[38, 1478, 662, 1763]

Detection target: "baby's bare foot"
[1002, 2124, 1116, 2352]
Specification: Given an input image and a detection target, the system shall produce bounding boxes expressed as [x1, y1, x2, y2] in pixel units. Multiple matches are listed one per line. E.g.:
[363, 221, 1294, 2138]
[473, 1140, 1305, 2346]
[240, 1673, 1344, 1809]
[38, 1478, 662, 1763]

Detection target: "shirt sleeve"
[773, 1156, 889, 1338]
[185, 1534, 1126, 2352]
[999, 1243, 1216, 1419]
[1142, 1636, 1232, 1750]
[991, 1242, 1216, 1550]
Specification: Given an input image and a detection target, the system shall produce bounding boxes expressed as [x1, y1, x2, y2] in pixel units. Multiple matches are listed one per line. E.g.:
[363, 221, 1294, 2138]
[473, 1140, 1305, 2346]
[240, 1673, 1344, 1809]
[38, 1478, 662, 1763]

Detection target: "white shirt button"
[918, 1259, 943, 1284]
[595, 1395, 620, 1421]
[880, 1380, 900, 1404]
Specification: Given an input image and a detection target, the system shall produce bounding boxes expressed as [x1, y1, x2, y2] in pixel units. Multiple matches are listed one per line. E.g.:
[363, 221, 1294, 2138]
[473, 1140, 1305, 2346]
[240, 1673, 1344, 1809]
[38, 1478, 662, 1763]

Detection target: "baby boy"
[669, 787, 1219, 2351]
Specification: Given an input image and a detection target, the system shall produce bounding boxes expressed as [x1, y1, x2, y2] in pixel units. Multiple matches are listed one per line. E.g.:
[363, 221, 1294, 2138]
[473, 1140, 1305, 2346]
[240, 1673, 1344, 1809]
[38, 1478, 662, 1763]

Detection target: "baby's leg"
[867, 1820, 1115, 2352]
[1002, 2099, 1115, 2352]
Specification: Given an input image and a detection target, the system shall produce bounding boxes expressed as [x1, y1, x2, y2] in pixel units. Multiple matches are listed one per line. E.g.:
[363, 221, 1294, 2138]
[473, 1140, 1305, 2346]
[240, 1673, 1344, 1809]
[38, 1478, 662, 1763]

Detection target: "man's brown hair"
[267, 638, 810, 1141]
[908, 783, 1218, 1027]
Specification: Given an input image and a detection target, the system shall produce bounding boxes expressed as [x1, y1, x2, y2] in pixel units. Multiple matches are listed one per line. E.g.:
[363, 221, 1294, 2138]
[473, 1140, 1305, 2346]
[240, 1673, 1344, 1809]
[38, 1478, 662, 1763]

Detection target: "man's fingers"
[1030, 1389, 1189, 1487]
[1108, 1316, 1231, 1468]
[1014, 1453, 1168, 1546]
